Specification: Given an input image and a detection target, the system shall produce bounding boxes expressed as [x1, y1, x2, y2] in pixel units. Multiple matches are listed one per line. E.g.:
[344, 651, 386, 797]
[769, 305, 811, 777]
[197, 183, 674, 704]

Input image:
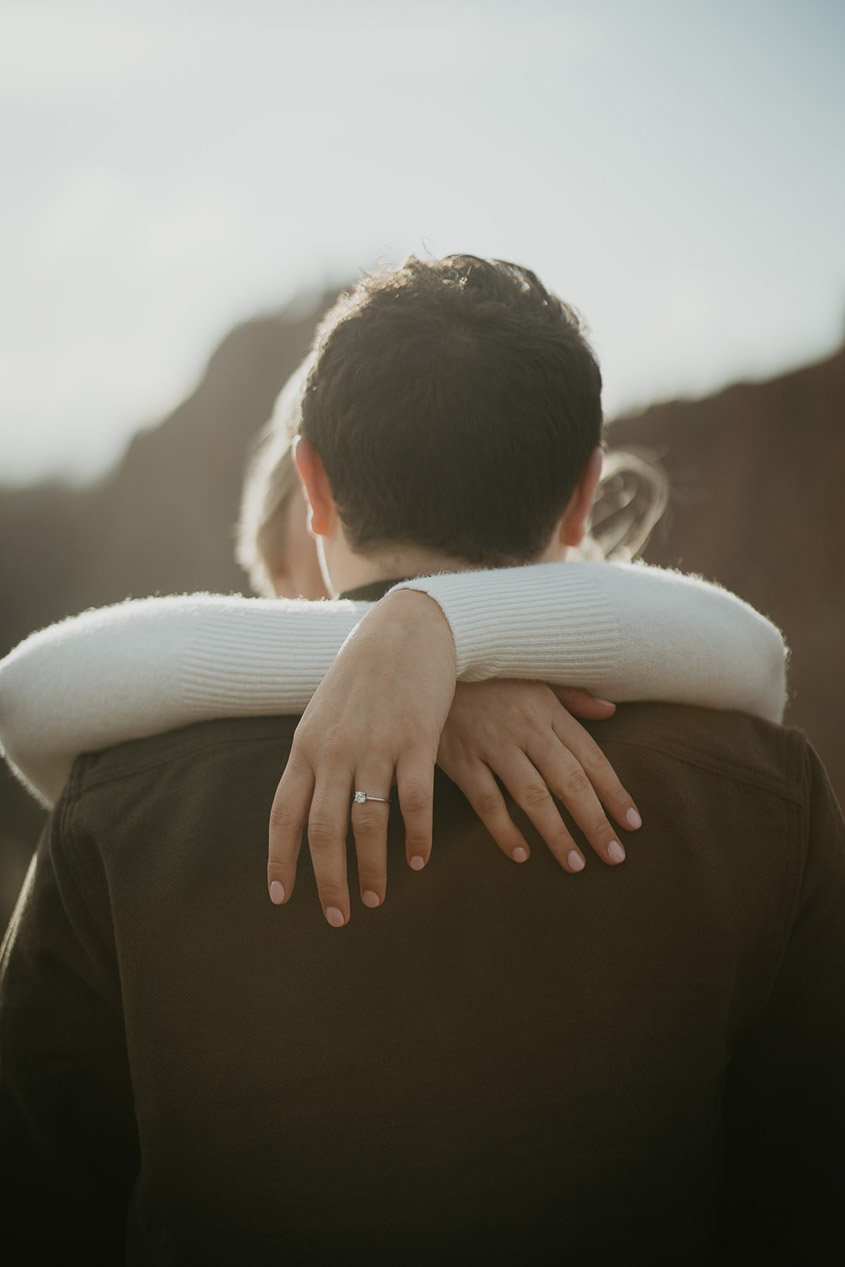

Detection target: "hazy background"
[1, 1, 844, 926]
[2, 0, 843, 485]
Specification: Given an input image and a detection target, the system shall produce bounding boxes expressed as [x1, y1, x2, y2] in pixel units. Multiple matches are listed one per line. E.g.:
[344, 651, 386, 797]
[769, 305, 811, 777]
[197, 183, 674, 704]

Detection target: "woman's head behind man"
[236, 359, 328, 600]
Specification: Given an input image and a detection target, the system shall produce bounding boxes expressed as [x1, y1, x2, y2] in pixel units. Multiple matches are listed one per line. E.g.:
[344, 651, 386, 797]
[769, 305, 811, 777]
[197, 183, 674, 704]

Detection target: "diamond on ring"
[353, 790, 390, 805]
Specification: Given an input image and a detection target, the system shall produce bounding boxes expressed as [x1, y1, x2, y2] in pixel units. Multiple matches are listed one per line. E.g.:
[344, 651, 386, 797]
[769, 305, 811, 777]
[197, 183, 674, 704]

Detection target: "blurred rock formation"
[608, 346, 843, 802]
[1, 291, 842, 930]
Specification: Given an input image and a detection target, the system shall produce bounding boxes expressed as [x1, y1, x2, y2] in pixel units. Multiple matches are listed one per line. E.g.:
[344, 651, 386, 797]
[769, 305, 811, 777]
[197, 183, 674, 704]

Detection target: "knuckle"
[306, 816, 339, 849]
[522, 780, 553, 810]
[268, 800, 299, 833]
[399, 787, 430, 817]
[585, 815, 613, 842]
[558, 765, 592, 799]
[577, 754, 606, 782]
[580, 748, 613, 780]
[474, 789, 504, 817]
[288, 739, 318, 771]
[577, 744, 623, 790]
[351, 806, 385, 831]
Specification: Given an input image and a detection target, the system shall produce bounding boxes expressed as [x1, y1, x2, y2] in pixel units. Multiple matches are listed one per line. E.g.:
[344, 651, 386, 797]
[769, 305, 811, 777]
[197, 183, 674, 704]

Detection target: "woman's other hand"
[438, 682, 642, 872]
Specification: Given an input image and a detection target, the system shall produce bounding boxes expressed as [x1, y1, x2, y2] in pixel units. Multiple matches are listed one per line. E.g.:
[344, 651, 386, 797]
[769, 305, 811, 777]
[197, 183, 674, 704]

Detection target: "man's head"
[296, 254, 604, 579]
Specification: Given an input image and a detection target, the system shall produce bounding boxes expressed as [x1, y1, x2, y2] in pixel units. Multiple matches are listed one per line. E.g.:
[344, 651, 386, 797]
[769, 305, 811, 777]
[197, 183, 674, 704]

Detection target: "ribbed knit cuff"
[391, 564, 620, 684]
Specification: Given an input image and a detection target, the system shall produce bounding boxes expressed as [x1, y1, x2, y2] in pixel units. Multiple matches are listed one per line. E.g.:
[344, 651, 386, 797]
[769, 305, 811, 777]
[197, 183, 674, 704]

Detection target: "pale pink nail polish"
[409, 855, 426, 871]
[567, 850, 585, 872]
[362, 890, 381, 908]
[269, 880, 285, 905]
[512, 846, 529, 863]
[607, 841, 626, 863]
[626, 808, 643, 829]
[325, 906, 346, 927]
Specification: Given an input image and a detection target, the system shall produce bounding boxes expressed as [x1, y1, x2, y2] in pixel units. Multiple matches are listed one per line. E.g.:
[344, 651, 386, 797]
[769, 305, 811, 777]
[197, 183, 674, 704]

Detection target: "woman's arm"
[0, 594, 364, 805]
[393, 561, 788, 723]
[0, 562, 787, 806]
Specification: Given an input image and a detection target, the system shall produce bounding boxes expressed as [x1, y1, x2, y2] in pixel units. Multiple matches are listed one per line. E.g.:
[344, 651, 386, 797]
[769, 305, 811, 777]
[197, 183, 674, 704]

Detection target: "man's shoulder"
[67, 702, 811, 807]
[595, 702, 809, 806]
[69, 715, 301, 798]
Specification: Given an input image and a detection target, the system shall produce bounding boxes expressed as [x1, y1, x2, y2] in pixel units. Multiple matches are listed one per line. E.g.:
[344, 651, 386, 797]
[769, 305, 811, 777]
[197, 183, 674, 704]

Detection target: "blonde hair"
[236, 360, 310, 596]
[573, 447, 669, 563]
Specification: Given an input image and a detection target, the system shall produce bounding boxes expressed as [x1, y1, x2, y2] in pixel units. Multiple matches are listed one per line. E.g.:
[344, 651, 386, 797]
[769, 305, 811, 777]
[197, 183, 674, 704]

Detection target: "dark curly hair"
[300, 254, 604, 567]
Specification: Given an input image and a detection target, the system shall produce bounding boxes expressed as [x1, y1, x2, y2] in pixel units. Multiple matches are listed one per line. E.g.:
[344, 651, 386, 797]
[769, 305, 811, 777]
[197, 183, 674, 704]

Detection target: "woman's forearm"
[396, 561, 787, 722]
[0, 594, 364, 805]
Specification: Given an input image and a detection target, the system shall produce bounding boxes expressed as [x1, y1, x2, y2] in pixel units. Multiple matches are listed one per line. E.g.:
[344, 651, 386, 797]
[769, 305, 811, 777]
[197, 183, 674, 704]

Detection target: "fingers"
[337, 747, 436, 917]
[438, 680, 642, 873]
[349, 764, 394, 910]
[497, 750, 594, 872]
[448, 741, 634, 873]
[271, 751, 435, 927]
[547, 710, 642, 838]
[268, 758, 314, 907]
[537, 751, 624, 866]
[265, 588, 457, 926]
[448, 759, 534, 865]
[446, 743, 631, 874]
[395, 749, 436, 873]
[304, 771, 356, 927]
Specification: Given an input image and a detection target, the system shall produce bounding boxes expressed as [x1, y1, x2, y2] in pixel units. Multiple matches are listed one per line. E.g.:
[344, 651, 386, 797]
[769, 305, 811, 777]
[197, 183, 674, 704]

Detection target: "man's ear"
[293, 436, 335, 537]
[559, 445, 604, 547]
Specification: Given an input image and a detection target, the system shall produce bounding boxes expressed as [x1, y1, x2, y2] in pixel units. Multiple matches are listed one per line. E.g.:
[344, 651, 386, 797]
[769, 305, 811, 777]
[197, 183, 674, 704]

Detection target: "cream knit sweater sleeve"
[393, 561, 787, 716]
[0, 562, 787, 806]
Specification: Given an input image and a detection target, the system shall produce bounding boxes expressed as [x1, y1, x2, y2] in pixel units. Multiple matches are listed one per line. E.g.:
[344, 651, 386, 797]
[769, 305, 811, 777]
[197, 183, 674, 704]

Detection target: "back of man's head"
[300, 254, 604, 567]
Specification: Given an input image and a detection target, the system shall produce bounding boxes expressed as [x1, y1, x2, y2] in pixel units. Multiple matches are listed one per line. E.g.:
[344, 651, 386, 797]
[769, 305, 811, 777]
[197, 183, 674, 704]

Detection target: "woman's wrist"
[374, 588, 457, 681]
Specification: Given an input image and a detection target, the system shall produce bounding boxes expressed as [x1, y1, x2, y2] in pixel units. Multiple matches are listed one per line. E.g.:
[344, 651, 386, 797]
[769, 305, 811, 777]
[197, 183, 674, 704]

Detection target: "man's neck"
[322, 537, 474, 597]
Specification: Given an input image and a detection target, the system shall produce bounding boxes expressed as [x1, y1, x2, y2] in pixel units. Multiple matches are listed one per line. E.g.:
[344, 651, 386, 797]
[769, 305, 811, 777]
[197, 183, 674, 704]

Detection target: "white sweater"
[0, 561, 787, 807]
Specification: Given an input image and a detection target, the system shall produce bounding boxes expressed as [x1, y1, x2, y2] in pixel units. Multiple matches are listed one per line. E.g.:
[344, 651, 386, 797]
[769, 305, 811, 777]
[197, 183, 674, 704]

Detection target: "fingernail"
[607, 841, 626, 864]
[362, 890, 381, 908]
[409, 855, 426, 871]
[269, 880, 285, 905]
[595, 698, 615, 708]
[512, 846, 529, 863]
[626, 808, 643, 830]
[325, 906, 346, 927]
[567, 850, 585, 872]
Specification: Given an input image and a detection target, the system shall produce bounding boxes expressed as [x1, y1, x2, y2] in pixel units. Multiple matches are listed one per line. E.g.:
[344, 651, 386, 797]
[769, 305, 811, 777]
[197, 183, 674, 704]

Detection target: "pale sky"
[1, 0, 843, 484]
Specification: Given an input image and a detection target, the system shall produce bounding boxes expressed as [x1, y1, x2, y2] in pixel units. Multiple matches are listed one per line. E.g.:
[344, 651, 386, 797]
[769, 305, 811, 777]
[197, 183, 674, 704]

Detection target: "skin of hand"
[267, 589, 642, 927]
[437, 680, 641, 874]
[268, 589, 457, 927]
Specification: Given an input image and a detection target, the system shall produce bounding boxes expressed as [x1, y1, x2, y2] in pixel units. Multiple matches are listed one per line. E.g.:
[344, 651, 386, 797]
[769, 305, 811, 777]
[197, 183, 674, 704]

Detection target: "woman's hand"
[438, 682, 641, 872]
[267, 589, 458, 926]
